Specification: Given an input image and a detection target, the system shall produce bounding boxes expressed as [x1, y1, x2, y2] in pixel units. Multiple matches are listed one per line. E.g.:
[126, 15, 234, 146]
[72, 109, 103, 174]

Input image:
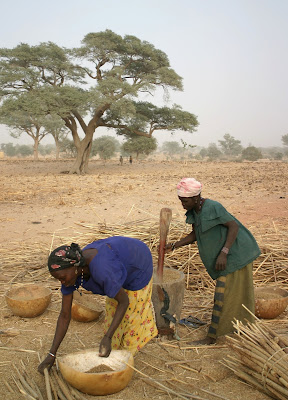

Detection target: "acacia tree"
[0, 30, 199, 174]
[207, 143, 222, 160]
[91, 136, 120, 160]
[218, 133, 242, 157]
[1, 143, 17, 157]
[122, 136, 157, 159]
[162, 141, 182, 156]
[0, 93, 48, 160]
[242, 146, 262, 161]
[0, 92, 67, 160]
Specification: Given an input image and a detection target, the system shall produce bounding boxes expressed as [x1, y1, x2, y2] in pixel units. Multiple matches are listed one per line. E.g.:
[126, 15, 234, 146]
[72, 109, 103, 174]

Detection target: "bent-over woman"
[38, 236, 158, 373]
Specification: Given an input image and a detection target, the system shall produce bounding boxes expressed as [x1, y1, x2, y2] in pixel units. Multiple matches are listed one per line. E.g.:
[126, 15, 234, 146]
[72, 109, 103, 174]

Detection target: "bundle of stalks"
[224, 319, 288, 400]
[10, 359, 86, 400]
[10, 360, 44, 400]
[47, 367, 87, 400]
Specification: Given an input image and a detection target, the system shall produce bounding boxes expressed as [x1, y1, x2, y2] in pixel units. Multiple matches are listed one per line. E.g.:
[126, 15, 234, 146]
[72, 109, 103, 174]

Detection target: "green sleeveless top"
[185, 199, 261, 279]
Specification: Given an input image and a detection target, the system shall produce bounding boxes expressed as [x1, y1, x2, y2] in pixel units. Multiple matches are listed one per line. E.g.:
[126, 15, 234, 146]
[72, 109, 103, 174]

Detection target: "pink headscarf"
[177, 178, 203, 197]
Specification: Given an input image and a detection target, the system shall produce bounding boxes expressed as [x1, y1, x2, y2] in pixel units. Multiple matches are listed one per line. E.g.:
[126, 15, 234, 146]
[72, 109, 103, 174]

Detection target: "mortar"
[152, 267, 185, 332]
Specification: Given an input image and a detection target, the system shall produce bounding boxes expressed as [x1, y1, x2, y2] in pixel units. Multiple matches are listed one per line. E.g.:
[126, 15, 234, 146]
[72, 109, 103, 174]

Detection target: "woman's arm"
[99, 288, 129, 357]
[215, 220, 239, 271]
[166, 230, 196, 251]
[38, 292, 73, 374]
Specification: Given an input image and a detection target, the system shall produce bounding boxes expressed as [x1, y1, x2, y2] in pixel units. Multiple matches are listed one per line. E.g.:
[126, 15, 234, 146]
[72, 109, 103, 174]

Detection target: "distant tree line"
[1, 142, 55, 157]
[195, 133, 288, 161]
[161, 133, 288, 161]
[2, 132, 287, 162]
[1, 135, 157, 160]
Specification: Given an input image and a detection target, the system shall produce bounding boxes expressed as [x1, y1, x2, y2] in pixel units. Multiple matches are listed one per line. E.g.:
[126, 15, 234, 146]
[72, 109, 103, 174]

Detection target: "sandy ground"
[0, 158, 288, 400]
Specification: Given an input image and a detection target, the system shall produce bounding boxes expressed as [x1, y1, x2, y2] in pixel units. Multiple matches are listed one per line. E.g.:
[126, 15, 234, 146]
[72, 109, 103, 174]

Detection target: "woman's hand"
[99, 335, 112, 357]
[38, 354, 55, 374]
[157, 243, 174, 253]
[165, 243, 174, 251]
[215, 252, 227, 271]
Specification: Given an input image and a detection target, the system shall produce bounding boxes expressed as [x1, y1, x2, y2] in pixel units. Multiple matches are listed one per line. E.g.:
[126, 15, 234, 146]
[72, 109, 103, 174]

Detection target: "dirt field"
[0, 159, 288, 400]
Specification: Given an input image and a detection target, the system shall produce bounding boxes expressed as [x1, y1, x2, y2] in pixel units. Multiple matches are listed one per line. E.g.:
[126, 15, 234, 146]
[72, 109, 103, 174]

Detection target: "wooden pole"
[157, 208, 172, 282]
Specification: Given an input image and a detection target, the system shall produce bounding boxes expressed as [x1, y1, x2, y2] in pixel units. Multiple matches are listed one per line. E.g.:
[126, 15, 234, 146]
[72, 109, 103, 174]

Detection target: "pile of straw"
[1, 219, 287, 297]
[224, 318, 288, 400]
[51, 218, 288, 291]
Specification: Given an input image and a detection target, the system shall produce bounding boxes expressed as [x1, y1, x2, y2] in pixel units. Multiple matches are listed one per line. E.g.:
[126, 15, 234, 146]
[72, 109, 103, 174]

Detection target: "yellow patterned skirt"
[103, 278, 158, 355]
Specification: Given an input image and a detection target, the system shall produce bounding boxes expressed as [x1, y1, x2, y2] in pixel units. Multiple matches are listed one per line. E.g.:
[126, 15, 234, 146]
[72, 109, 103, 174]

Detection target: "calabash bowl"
[71, 291, 103, 322]
[255, 286, 288, 319]
[58, 349, 134, 395]
[5, 284, 52, 318]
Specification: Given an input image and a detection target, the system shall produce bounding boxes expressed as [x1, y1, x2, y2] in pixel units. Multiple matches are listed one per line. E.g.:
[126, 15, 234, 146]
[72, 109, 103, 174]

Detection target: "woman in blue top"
[165, 178, 260, 345]
[38, 236, 158, 374]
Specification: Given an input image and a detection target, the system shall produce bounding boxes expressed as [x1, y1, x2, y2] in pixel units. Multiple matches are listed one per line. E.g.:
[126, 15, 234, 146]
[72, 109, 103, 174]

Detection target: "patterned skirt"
[208, 263, 255, 339]
[103, 278, 158, 355]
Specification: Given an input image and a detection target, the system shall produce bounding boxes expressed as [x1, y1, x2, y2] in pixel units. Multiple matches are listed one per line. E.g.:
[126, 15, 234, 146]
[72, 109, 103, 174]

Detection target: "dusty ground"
[0, 158, 288, 400]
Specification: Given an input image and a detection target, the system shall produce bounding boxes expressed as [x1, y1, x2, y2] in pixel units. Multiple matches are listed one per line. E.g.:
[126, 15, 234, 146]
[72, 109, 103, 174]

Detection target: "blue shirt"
[61, 236, 153, 298]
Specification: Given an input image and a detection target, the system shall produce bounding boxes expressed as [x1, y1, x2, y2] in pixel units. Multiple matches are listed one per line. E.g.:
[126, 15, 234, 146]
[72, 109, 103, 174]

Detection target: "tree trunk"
[67, 116, 101, 174]
[69, 137, 92, 174]
[82, 140, 93, 173]
[54, 136, 60, 160]
[33, 138, 39, 160]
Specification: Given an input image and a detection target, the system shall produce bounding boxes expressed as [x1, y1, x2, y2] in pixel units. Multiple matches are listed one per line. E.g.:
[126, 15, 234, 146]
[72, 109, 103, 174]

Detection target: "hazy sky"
[1, 0, 287, 148]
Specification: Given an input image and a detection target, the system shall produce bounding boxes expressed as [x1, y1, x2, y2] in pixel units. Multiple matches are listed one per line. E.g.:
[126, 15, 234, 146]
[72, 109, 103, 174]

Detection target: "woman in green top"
[166, 177, 260, 344]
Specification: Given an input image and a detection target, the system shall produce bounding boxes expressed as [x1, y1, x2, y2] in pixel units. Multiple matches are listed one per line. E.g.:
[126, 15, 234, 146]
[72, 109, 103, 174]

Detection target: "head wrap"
[48, 243, 86, 272]
[177, 177, 203, 197]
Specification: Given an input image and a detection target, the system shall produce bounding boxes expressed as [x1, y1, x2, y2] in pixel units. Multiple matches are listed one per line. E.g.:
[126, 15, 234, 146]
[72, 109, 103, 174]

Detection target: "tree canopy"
[242, 146, 262, 161]
[0, 92, 48, 159]
[0, 30, 199, 173]
[91, 136, 120, 160]
[122, 136, 157, 159]
[207, 143, 222, 160]
[162, 141, 182, 156]
[282, 134, 288, 147]
[218, 133, 242, 157]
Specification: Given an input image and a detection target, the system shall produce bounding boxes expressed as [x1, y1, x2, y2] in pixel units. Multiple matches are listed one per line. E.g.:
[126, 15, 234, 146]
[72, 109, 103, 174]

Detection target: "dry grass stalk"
[0, 346, 36, 354]
[139, 358, 174, 375]
[168, 379, 229, 400]
[13, 363, 39, 399]
[4, 380, 15, 393]
[44, 369, 53, 400]
[165, 359, 200, 367]
[48, 373, 59, 400]
[67, 385, 87, 400]
[12, 373, 38, 400]
[128, 362, 207, 400]
[51, 368, 74, 400]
